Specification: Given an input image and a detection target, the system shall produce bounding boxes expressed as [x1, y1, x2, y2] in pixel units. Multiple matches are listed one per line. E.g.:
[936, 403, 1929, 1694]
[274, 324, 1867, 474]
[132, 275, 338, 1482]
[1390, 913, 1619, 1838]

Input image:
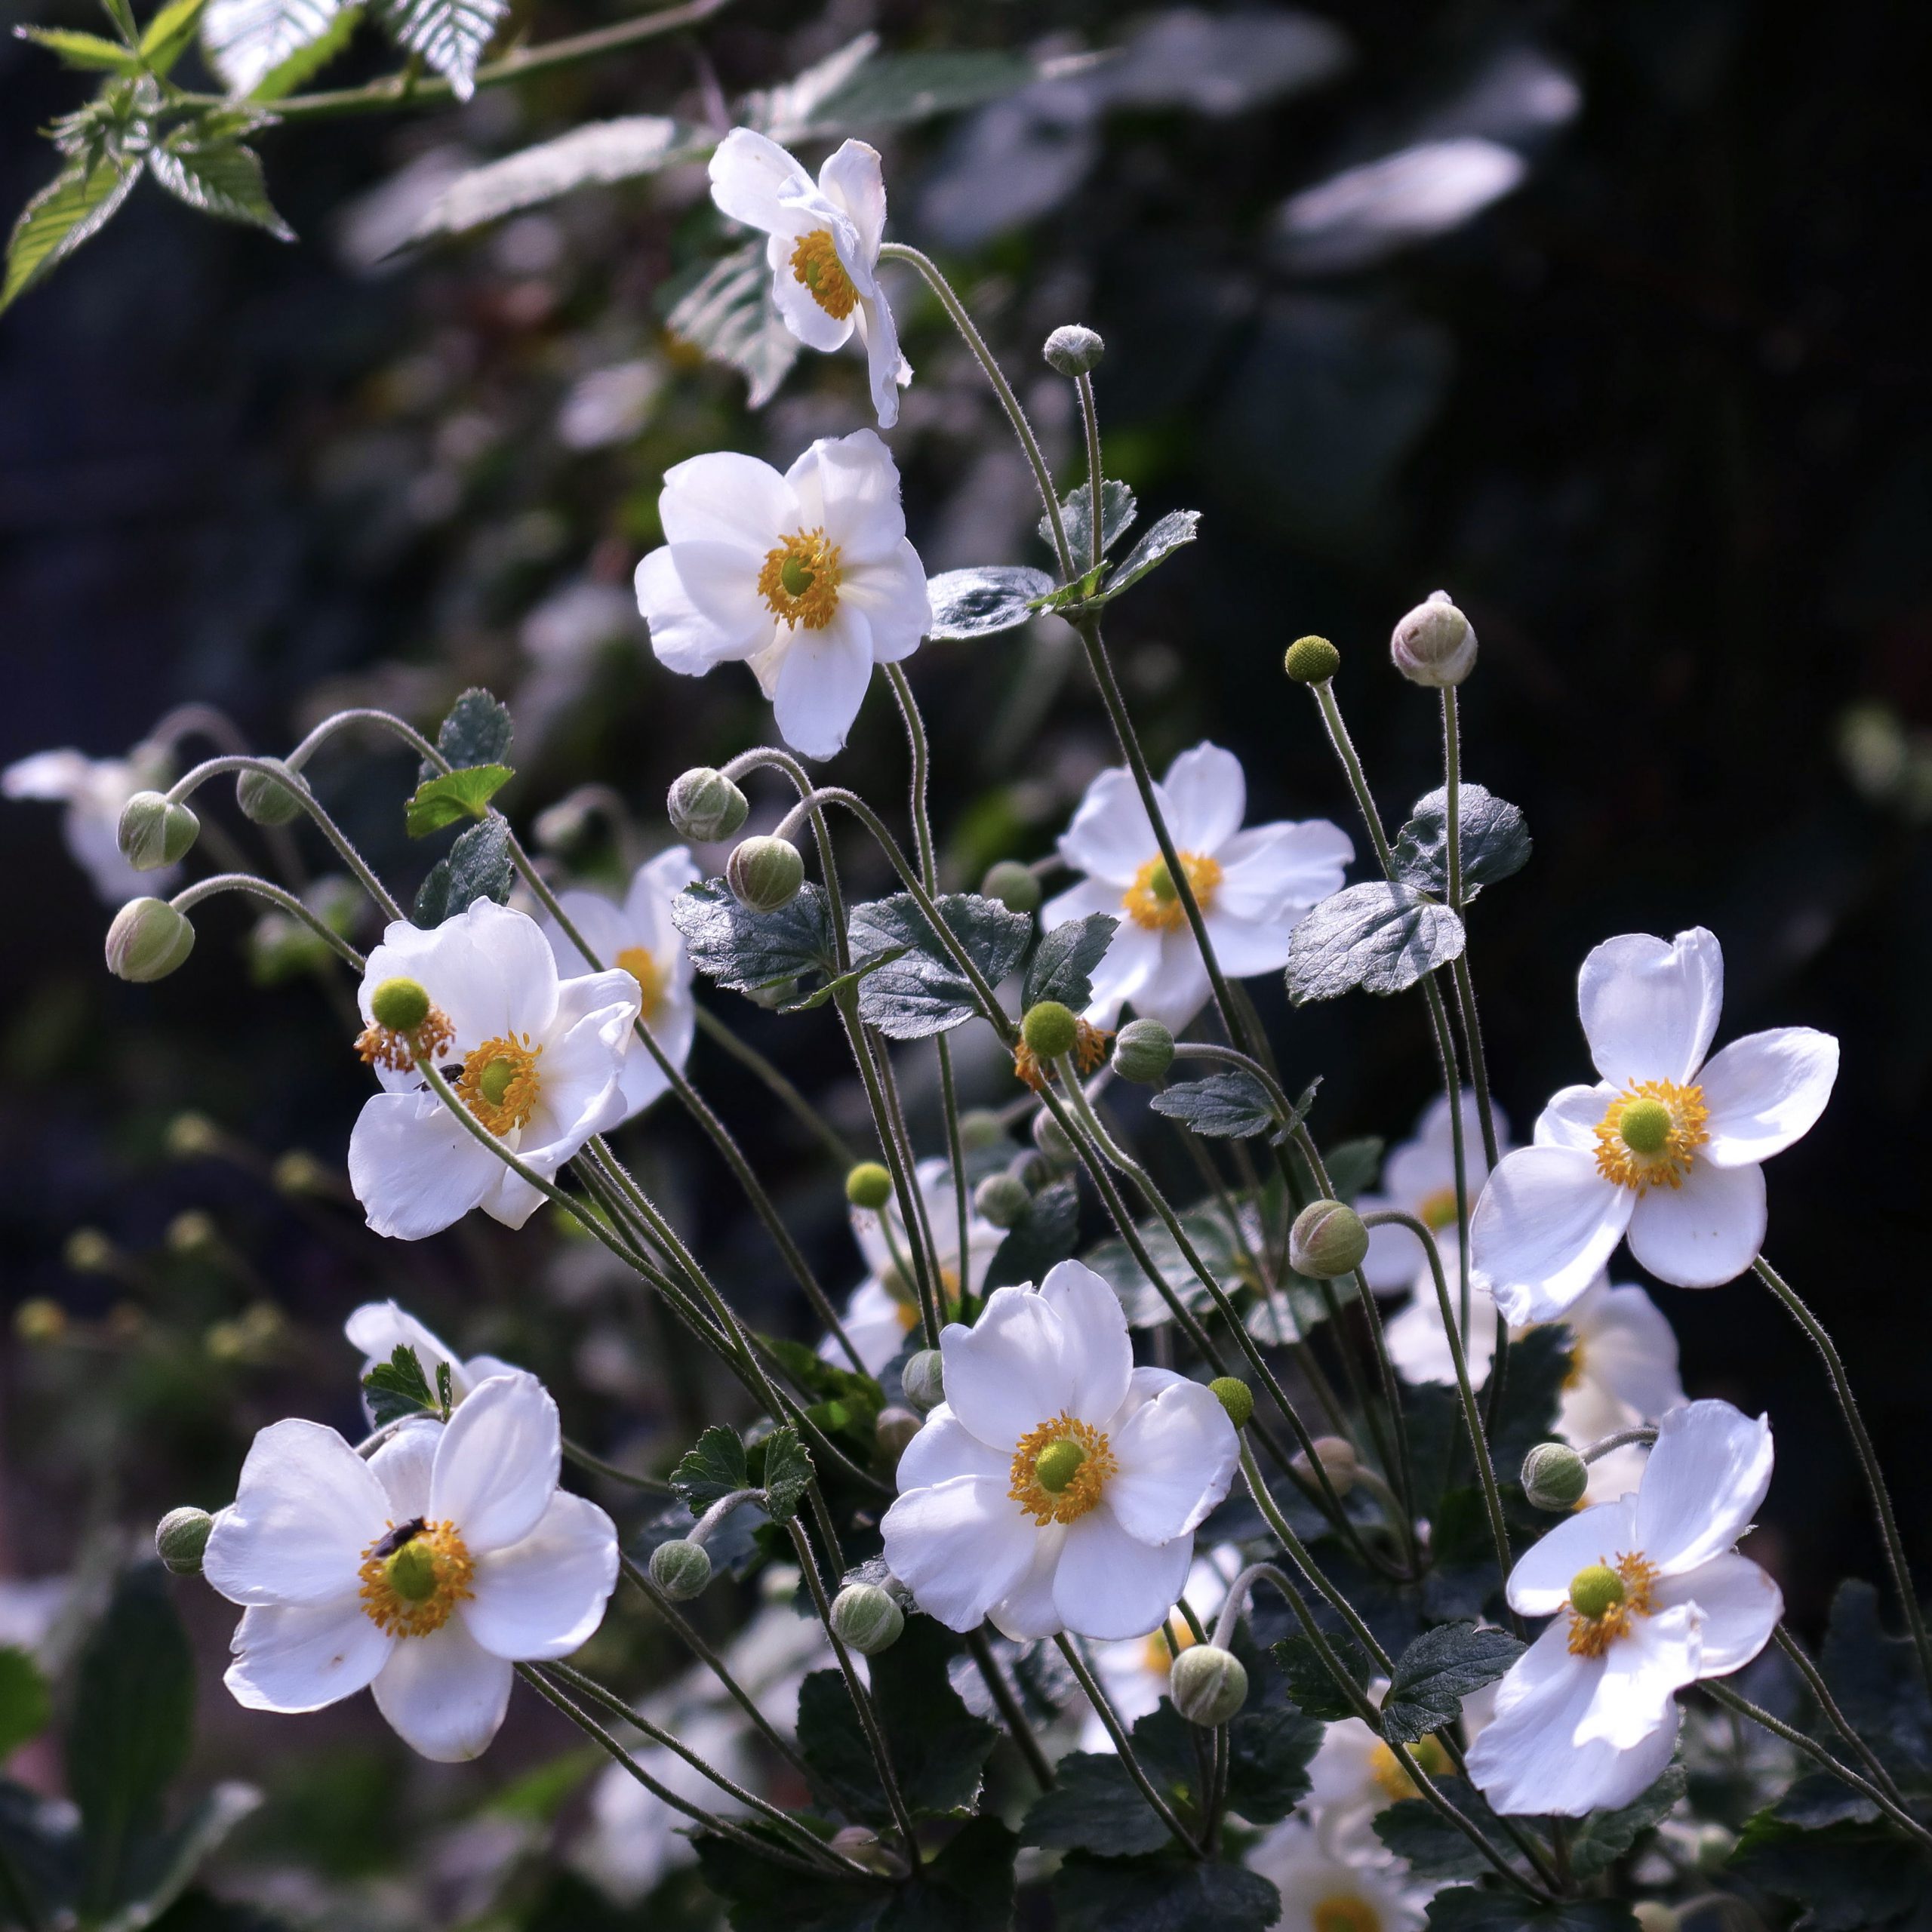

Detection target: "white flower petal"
[1104, 1380, 1238, 1545]
[1385, 1269, 1499, 1389]
[709, 127, 812, 233]
[203, 1420, 389, 1607]
[361, 900, 560, 1048]
[1505, 1498, 1638, 1617]
[637, 546, 767, 675]
[857, 291, 909, 428]
[817, 139, 888, 261]
[1534, 1083, 1614, 1151]
[664, 539, 778, 654]
[1697, 1027, 1839, 1167]
[431, 1372, 561, 1554]
[1568, 1281, 1682, 1422]
[368, 1420, 441, 1521]
[986, 1525, 1069, 1641]
[624, 846, 700, 941]
[226, 1601, 392, 1712]
[1573, 1601, 1702, 1751]
[766, 229, 858, 351]
[1577, 927, 1724, 1088]
[1198, 906, 1298, 977]
[1625, 1158, 1764, 1288]
[1655, 1552, 1780, 1675]
[1633, 1400, 1773, 1576]
[346, 1301, 475, 1399]
[462, 1490, 618, 1661]
[348, 1090, 503, 1241]
[839, 541, 931, 661]
[1038, 1260, 1133, 1425]
[939, 1286, 1075, 1450]
[770, 606, 875, 760]
[1057, 768, 1157, 884]
[3, 749, 93, 801]
[371, 1617, 514, 1761]
[1130, 932, 1213, 1034]
[658, 448, 797, 549]
[826, 1275, 918, 1377]
[1469, 1146, 1632, 1324]
[880, 1475, 1037, 1631]
[1073, 918, 1161, 1029]
[896, 1407, 1008, 1491]
[1052, 1509, 1192, 1641]
[791, 429, 906, 565]
[1211, 820, 1353, 923]
[1158, 743, 1245, 854]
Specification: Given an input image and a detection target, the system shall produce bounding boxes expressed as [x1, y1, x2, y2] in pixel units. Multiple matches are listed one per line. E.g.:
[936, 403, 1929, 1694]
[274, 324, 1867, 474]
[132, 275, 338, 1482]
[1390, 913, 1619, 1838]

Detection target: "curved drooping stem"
[170, 874, 366, 971]
[1055, 1635, 1201, 1857]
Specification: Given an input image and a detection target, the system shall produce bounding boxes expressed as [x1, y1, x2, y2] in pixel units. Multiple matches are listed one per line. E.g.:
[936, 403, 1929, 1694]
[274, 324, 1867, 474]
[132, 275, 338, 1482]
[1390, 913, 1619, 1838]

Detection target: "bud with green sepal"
[1043, 325, 1105, 377]
[1112, 1017, 1174, 1084]
[1390, 590, 1477, 688]
[845, 1161, 894, 1211]
[668, 767, 749, 842]
[980, 859, 1041, 915]
[236, 760, 306, 826]
[1032, 1106, 1076, 1171]
[117, 790, 200, 871]
[155, 1506, 214, 1575]
[1284, 635, 1340, 685]
[727, 835, 804, 912]
[831, 1582, 904, 1656]
[1021, 1000, 1079, 1060]
[902, 1348, 945, 1414]
[106, 897, 195, 981]
[1208, 1376, 1254, 1429]
[1521, 1441, 1589, 1512]
[1171, 1644, 1247, 1726]
[1289, 1199, 1369, 1278]
[648, 1538, 713, 1601]
[974, 1171, 1031, 1229]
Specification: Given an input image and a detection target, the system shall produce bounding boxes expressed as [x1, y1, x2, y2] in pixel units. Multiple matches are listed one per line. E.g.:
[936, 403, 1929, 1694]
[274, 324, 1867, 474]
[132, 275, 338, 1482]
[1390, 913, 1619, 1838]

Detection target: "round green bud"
[1293, 1435, 1358, 1498]
[727, 835, 804, 912]
[1032, 1107, 1076, 1170]
[1521, 1441, 1589, 1512]
[668, 767, 749, 843]
[1567, 1563, 1626, 1621]
[106, 897, 195, 982]
[165, 1112, 220, 1160]
[957, 1108, 1006, 1152]
[235, 761, 305, 826]
[1112, 1017, 1175, 1084]
[875, 1405, 922, 1463]
[845, 1161, 895, 1211]
[1390, 590, 1477, 688]
[974, 1171, 1032, 1229]
[1033, 1438, 1087, 1494]
[1043, 325, 1106, 377]
[1289, 1199, 1369, 1279]
[1021, 1000, 1080, 1060]
[1284, 635, 1340, 685]
[118, 790, 200, 871]
[901, 1348, 945, 1414]
[1208, 1377, 1254, 1429]
[1171, 1644, 1248, 1727]
[648, 1538, 713, 1601]
[155, 1506, 214, 1576]
[63, 1229, 116, 1275]
[369, 976, 432, 1034]
[1617, 1098, 1672, 1158]
[980, 860, 1042, 915]
[831, 1583, 904, 1656]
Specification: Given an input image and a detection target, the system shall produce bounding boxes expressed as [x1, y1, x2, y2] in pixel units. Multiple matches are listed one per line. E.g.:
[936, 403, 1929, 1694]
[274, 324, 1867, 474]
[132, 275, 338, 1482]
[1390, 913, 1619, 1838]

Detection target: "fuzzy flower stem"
[1056, 1635, 1202, 1857]
[558, 1439, 675, 1494]
[1772, 1626, 1909, 1807]
[1753, 1255, 1932, 1696]
[1075, 373, 1106, 576]
[168, 873, 366, 970]
[1580, 1426, 1658, 1464]
[964, 1629, 1057, 1791]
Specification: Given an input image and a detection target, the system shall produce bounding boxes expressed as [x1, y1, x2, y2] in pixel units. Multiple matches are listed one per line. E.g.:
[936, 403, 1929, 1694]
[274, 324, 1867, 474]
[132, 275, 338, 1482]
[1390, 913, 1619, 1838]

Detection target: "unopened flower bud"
[957, 1109, 1005, 1152]
[649, 1537, 712, 1601]
[902, 1349, 945, 1413]
[845, 1161, 894, 1211]
[1521, 1441, 1590, 1512]
[1290, 1200, 1368, 1279]
[14, 1298, 66, 1344]
[974, 1171, 1031, 1229]
[831, 1582, 904, 1656]
[1294, 1435, 1358, 1497]
[1112, 1018, 1174, 1084]
[875, 1406, 921, 1463]
[1021, 1000, 1079, 1060]
[980, 860, 1041, 915]
[1390, 590, 1476, 688]
[106, 897, 195, 982]
[668, 767, 749, 842]
[369, 976, 432, 1035]
[829, 1825, 904, 1878]
[155, 1505, 214, 1575]
[165, 1112, 220, 1159]
[1043, 325, 1106, 377]
[1284, 635, 1340, 685]
[1171, 1644, 1247, 1727]
[63, 1228, 116, 1275]
[235, 761, 305, 826]
[728, 835, 804, 912]
[118, 790, 199, 871]
[1209, 1377, 1254, 1429]
[168, 1211, 219, 1257]
[1032, 1107, 1075, 1170]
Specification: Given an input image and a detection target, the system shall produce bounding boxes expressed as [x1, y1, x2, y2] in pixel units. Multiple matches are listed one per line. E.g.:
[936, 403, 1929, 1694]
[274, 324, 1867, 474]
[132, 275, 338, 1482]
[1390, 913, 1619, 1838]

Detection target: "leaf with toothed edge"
[924, 566, 1060, 641]
[371, 0, 507, 97]
[672, 880, 838, 992]
[670, 1426, 749, 1515]
[1023, 913, 1118, 1011]
[1379, 1621, 1524, 1744]
[1041, 479, 1137, 565]
[849, 892, 1030, 1038]
[1285, 881, 1465, 1001]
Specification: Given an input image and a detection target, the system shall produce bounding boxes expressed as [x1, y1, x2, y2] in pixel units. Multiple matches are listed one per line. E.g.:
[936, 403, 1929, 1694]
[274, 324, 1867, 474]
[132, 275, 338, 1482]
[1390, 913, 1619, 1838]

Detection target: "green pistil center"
[1034, 1438, 1087, 1494]
[388, 1540, 439, 1603]
[478, 1058, 517, 1107]
[1568, 1563, 1625, 1620]
[780, 554, 816, 597]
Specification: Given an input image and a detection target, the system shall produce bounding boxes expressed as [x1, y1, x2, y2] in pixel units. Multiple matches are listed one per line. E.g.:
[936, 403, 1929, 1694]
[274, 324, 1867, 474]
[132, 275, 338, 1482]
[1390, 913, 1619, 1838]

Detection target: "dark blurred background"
[4, 0, 1930, 1887]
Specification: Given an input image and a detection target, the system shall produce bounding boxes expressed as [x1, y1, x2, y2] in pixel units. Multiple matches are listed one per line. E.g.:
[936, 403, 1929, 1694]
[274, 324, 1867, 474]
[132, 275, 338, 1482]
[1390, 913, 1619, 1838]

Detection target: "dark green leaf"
[878, 1817, 1016, 1932]
[1563, 1766, 1684, 1880]
[692, 1820, 887, 1932]
[405, 764, 512, 835]
[665, 238, 799, 410]
[924, 566, 1058, 641]
[1023, 1753, 1174, 1857]
[1041, 479, 1137, 564]
[984, 1177, 1080, 1291]
[758, 1426, 814, 1524]
[1023, 914, 1118, 1011]
[69, 1564, 195, 1918]
[1223, 1705, 1323, 1823]
[1372, 1779, 1497, 1879]
[14, 27, 140, 69]
[1084, 1198, 1306, 1334]
[361, 1343, 438, 1426]
[1052, 1853, 1281, 1932]
[0, 1648, 51, 1758]
[1286, 882, 1466, 1003]
[412, 813, 513, 924]
[1315, 1136, 1384, 1202]
[1818, 1580, 1932, 1777]
[371, 0, 505, 95]
[777, 946, 906, 1015]
[0, 1778, 79, 1925]
[2, 155, 139, 314]
[672, 880, 838, 993]
[1730, 1816, 1932, 1930]
[849, 892, 1029, 1039]
[1103, 510, 1201, 598]
[116, 1780, 261, 1927]
[138, 0, 209, 69]
[670, 1425, 750, 1514]
[1272, 1630, 1373, 1721]
[759, 1333, 886, 1442]
[1774, 1770, 1881, 1829]
[1425, 1891, 1638, 1932]
[430, 686, 513, 772]
[805, 48, 1045, 131]
[1390, 786, 1531, 903]
[145, 135, 291, 238]
[1149, 1070, 1280, 1140]
[1380, 1623, 1524, 1745]
[435, 1358, 454, 1416]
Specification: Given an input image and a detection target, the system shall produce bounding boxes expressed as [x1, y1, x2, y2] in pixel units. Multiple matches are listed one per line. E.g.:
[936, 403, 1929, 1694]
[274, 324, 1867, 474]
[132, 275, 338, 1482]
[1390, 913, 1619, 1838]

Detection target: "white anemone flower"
[881, 1260, 1239, 1641]
[708, 128, 911, 427]
[3, 741, 174, 904]
[1466, 1399, 1782, 1817]
[825, 1156, 1004, 1374]
[1044, 743, 1351, 1034]
[347, 900, 641, 1241]
[1247, 1816, 1432, 1932]
[635, 429, 932, 761]
[1471, 928, 1838, 1318]
[1355, 1094, 1510, 1298]
[540, 847, 699, 1121]
[203, 1372, 620, 1763]
[346, 1301, 518, 1412]
[1082, 1544, 1244, 1749]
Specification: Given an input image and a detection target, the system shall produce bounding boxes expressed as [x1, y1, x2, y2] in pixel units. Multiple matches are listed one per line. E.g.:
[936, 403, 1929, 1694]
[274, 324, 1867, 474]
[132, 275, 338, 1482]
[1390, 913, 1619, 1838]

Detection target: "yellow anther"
[1122, 851, 1223, 932]
[1594, 1079, 1709, 1193]
[758, 528, 844, 631]
[789, 229, 858, 319]
[1010, 1414, 1115, 1524]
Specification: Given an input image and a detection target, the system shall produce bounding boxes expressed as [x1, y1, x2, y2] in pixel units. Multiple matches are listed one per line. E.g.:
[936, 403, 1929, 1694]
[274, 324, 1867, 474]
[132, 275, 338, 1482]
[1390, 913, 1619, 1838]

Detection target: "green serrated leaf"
[362, 1343, 438, 1426]
[1023, 1752, 1173, 1857]
[2, 155, 140, 314]
[671, 879, 839, 993]
[1564, 1765, 1684, 1880]
[371, 0, 504, 96]
[138, 0, 210, 69]
[14, 27, 141, 70]
[849, 892, 1029, 1040]
[405, 764, 512, 835]
[1727, 1817, 1932, 1930]
[248, 0, 360, 98]
[670, 1426, 750, 1515]
[412, 813, 513, 925]
[1380, 1623, 1524, 1745]
[1272, 1629, 1373, 1721]
[1391, 786, 1531, 904]
[1224, 1705, 1322, 1824]
[1149, 1070, 1281, 1141]
[1372, 1777, 1497, 1878]
[200, 0, 349, 93]
[429, 687, 513, 772]
[924, 565, 1058, 641]
[1425, 1889, 1638, 1931]
[0, 1648, 51, 1758]
[758, 1426, 813, 1523]
[1051, 1852, 1281, 1932]
[1285, 882, 1466, 1004]
[1040, 478, 1137, 565]
[664, 237, 799, 411]
[1101, 509, 1201, 599]
[1022, 913, 1117, 1012]
[146, 136, 293, 239]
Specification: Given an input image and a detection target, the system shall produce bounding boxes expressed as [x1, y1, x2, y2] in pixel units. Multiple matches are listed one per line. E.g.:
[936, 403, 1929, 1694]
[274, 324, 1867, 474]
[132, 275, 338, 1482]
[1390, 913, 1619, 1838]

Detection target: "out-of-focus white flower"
[826, 1157, 1003, 1374]
[1466, 1400, 1781, 1817]
[204, 1374, 619, 1763]
[881, 1262, 1238, 1641]
[708, 129, 910, 426]
[1355, 1095, 1510, 1298]
[1082, 1545, 1244, 1749]
[635, 430, 931, 761]
[1247, 1814, 1433, 1931]
[346, 900, 640, 1240]
[345, 1301, 519, 1414]
[1275, 138, 1527, 275]
[4, 742, 174, 904]
[1472, 928, 1838, 1317]
[540, 848, 698, 1121]
[1043, 743, 1351, 1034]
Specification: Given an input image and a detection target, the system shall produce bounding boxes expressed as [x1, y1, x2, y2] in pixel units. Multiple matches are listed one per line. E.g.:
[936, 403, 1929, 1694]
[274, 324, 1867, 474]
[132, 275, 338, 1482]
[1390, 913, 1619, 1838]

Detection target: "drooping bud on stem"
[1111, 1017, 1174, 1084]
[1289, 1200, 1369, 1278]
[236, 761, 306, 826]
[155, 1506, 214, 1576]
[118, 791, 200, 871]
[831, 1582, 904, 1655]
[875, 1406, 921, 1463]
[901, 1349, 945, 1413]
[973, 1171, 1031, 1229]
[727, 835, 804, 912]
[648, 1538, 713, 1601]
[1292, 1435, 1359, 1497]
[1171, 1644, 1248, 1726]
[1521, 1441, 1589, 1512]
[1043, 325, 1105, 377]
[106, 897, 195, 982]
[668, 767, 749, 842]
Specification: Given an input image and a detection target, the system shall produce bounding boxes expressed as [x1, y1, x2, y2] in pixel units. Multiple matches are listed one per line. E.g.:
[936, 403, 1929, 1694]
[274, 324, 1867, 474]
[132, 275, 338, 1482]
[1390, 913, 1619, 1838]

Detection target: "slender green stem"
[964, 1629, 1057, 1790]
[169, 873, 366, 970]
[1774, 1626, 1908, 1805]
[1056, 1635, 1201, 1856]
[693, 1005, 857, 1168]
[562, 1439, 674, 1494]
[1075, 372, 1106, 576]
[1754, 1256, 1932, 1694]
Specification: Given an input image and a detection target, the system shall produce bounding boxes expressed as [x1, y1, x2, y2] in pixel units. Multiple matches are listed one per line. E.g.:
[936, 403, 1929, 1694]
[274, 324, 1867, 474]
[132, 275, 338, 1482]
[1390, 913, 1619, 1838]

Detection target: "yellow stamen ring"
[616, 946, 664, 1021]
[1565, 1551, 1659, 1657]
[1122, 851, 1223, 933]
[758, 528, 844, 631]
[456, 1033, 543, 1135]
[358, 1518, 474, 1637]
[1368, 1734, 1451, 1803]
[1312, 1897, 1383, 1932]
[1010, 1413, 1115, 1524]
[1593, 1078, 1709, 1193]
[789, 229, 859, 320]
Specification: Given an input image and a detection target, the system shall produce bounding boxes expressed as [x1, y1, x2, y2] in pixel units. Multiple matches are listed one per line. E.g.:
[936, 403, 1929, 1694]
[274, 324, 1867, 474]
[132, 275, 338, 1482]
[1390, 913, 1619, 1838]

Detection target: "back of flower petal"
[1632, 1399, 1774, 1577]
[349, 1090, 502, 1241]
[1577, 927, 1724, 1088]
[1697, 1026, 1839, 1167]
